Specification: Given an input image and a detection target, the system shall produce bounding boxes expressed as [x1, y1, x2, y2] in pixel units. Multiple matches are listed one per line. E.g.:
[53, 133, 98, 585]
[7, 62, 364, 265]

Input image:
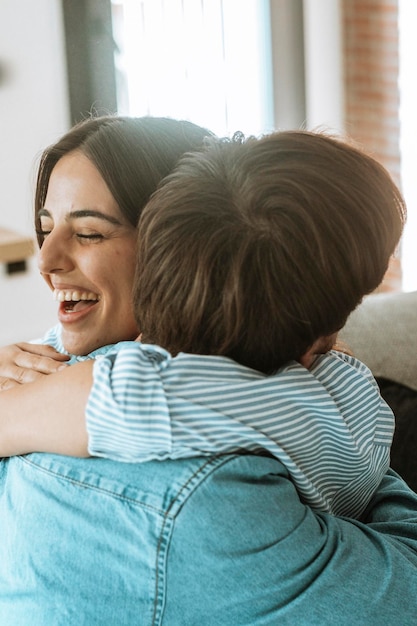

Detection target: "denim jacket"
[1, 452, 417, 625]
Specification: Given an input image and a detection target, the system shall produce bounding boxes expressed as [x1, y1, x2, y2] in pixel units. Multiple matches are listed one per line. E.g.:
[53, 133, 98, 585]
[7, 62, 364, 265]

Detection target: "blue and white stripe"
[87, 342, 393, 518]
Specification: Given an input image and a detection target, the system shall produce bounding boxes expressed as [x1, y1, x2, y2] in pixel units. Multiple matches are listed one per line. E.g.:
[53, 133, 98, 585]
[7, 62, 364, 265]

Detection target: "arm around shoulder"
[0, 359, 93, 457]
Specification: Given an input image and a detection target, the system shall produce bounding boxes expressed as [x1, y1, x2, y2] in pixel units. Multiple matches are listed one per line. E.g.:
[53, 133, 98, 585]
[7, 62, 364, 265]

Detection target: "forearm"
[0, 360, 93, 457]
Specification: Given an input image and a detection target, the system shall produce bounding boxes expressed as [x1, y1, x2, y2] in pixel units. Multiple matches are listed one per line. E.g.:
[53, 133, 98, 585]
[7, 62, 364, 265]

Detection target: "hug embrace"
[0, 116, 416, 625]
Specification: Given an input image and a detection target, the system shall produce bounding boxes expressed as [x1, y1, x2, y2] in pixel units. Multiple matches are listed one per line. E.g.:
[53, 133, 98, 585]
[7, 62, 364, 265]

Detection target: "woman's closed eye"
[36, 228, 104, 242]
[76, 232, 105, 242]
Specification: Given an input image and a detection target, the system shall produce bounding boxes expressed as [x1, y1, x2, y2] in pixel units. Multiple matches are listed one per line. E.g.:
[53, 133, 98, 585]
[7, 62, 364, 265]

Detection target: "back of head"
[34, 115, 213, 246]
[135, 130, 406, 373]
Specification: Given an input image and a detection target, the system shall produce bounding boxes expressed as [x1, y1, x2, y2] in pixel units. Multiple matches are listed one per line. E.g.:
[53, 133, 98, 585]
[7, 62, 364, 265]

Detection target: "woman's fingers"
[0, 343, 69, 389]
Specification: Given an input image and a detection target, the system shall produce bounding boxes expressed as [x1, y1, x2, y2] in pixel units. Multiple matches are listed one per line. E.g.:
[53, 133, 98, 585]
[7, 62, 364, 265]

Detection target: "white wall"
[0, 0, 70, 343]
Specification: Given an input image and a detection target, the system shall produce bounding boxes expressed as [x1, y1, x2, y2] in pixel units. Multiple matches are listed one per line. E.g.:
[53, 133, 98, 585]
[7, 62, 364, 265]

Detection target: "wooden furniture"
[0, 227, 34, 272]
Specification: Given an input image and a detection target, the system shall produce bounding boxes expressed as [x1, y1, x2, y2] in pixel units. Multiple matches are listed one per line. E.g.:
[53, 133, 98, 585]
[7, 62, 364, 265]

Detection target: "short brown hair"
[135, 130, 406, 373]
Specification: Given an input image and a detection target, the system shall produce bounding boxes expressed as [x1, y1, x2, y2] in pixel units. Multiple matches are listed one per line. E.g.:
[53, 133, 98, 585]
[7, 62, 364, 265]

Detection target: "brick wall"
[342, 0, 402, 291]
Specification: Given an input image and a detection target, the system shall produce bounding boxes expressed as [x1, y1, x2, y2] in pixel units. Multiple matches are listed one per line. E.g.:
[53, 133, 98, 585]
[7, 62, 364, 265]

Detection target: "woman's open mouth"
[54, 289, 100, 314]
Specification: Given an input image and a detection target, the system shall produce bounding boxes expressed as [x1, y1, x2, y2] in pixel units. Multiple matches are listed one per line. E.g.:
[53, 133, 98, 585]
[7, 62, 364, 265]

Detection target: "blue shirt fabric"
[86, 342, 393, 518]
[0, 452, 417, 625]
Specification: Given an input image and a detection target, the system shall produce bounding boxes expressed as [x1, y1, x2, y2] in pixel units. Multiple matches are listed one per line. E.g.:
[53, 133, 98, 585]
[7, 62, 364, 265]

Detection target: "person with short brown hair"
[135, 129, 404, 371]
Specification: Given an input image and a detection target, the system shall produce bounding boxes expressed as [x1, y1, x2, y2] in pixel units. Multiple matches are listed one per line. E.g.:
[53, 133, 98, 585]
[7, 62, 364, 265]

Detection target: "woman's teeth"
[53, 289, 100, 302]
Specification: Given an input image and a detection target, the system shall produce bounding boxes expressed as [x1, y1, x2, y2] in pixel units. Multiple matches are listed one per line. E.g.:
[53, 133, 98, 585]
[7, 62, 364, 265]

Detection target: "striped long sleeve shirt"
[86, 342, 394, 518]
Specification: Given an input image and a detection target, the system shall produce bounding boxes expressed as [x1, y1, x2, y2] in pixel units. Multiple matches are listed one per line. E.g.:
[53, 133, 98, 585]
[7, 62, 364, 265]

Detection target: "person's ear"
[299, 333, 339, 369]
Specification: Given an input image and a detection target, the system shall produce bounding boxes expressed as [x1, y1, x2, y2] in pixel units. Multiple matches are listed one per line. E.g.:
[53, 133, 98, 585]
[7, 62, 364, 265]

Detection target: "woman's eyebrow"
[38, 208, 123, 226]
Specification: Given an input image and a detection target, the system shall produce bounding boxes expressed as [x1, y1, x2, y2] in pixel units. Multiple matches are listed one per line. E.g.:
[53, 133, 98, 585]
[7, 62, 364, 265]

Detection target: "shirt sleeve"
[86, 344, 394, 519]
[86, 342, 174, 461]
[329, 349, 379, 388]
[87, 342, 272, 463]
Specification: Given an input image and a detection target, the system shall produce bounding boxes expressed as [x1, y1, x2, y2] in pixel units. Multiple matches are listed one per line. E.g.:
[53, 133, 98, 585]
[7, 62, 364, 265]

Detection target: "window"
[111, 0, 274, 137]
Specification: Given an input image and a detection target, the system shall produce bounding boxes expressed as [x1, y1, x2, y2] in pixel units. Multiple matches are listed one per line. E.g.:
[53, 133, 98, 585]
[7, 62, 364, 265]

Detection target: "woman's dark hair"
[34, 115, 213, 246]
[134, 130, 406, 374]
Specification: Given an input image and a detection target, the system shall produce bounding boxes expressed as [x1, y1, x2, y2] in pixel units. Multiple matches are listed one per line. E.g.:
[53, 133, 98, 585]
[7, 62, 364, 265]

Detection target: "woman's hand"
[0, 343, 69, 391]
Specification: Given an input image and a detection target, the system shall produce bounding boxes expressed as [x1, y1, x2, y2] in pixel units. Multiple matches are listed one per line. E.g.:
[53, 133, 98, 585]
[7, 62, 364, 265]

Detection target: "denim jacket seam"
[152, 454, 246, 624]
[18, 455, 168, 515]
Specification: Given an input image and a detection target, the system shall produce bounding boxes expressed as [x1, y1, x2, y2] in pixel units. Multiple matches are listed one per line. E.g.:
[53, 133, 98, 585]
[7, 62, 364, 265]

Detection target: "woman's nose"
[37, 229, 74, 275]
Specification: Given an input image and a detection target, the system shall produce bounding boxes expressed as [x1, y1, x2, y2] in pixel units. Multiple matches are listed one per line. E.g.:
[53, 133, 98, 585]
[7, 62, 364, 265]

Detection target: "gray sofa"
[340, 291, 417, 491]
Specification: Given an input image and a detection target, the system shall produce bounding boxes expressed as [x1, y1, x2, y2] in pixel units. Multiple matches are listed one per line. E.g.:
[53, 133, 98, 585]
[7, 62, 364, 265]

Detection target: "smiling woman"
[0, 114, 213, 388]
[36, 150, 138, 357]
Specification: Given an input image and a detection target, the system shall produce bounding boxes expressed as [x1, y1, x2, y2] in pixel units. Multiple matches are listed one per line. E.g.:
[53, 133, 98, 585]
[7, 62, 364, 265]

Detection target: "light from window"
[111, 0, 274, 138]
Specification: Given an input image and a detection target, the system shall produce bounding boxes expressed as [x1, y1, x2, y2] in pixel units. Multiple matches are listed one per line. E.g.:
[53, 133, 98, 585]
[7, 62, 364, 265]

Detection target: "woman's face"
[38, 150, 139, 356]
